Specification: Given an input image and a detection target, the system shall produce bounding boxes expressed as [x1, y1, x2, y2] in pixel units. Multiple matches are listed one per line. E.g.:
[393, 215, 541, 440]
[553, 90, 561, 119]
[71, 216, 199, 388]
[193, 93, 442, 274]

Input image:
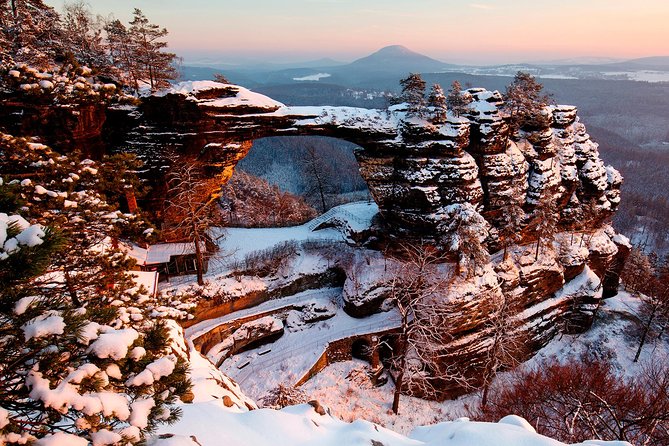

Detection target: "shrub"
[478, 357, 669, 445]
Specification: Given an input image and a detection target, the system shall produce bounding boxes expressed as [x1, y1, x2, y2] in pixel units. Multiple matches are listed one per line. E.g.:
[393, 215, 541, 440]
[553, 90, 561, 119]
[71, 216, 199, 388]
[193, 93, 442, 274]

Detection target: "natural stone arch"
[131, 81, 622, 240]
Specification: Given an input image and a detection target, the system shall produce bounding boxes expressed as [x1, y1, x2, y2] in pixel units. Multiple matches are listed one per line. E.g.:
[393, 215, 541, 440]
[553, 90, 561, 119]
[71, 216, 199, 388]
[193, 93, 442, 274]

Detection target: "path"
[185, 287, 342, 341]
[219, 306, 401, 400]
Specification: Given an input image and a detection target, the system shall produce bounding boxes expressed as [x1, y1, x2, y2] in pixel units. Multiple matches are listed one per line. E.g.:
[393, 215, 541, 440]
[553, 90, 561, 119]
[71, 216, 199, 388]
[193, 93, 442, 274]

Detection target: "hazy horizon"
[45, 0, 669, 66]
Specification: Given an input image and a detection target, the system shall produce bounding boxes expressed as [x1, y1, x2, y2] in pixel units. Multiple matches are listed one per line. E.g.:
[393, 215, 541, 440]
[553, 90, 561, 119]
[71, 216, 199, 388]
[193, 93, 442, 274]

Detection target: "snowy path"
[221, 308, 401, 400]
[185, 287, 343, 341]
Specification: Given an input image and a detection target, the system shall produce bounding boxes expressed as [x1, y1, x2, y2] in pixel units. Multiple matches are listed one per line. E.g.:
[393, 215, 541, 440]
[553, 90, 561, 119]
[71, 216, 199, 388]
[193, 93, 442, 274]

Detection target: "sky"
[45, 0, 669, 65]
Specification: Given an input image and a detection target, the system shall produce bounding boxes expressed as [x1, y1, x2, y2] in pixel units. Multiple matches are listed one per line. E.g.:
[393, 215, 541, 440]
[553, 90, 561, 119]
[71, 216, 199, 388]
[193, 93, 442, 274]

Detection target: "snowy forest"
[0, 1, 668, 446]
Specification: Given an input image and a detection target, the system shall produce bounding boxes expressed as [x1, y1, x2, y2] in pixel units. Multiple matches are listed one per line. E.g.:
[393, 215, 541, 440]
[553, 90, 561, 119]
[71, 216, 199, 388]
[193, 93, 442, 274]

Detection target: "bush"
[258, 385, 307, 409]
[242, 241, 298, 277]
[478, 357, 669, 445]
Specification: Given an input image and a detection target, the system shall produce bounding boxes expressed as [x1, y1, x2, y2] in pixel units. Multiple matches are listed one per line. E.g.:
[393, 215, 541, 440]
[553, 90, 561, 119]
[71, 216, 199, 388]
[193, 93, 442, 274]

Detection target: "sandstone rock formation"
[111, 81, 622, 244]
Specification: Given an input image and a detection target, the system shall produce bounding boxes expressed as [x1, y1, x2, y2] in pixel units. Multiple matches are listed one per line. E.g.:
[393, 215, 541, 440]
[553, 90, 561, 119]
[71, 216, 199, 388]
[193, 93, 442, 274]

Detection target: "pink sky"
[48, 0, 669, 64]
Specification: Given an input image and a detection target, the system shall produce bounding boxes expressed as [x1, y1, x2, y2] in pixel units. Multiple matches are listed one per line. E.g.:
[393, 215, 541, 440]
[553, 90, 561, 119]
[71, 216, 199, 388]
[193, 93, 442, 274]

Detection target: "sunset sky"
[46, 0, 669, 65]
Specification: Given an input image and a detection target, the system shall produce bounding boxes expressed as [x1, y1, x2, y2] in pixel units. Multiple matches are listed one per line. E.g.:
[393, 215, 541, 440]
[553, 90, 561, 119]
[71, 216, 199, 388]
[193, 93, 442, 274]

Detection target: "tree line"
[0, 0, 178, 91]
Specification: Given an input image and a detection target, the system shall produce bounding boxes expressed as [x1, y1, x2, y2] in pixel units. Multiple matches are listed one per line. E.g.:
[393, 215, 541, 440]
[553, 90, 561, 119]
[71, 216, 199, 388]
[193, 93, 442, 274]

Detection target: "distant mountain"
[345, 45, 453, 73]
[619, 56, 669, 68]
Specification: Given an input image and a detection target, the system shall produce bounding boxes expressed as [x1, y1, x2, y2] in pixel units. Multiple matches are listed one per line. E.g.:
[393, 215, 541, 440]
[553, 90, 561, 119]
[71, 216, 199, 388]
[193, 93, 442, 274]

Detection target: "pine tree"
[399, 73, 427, 117]
[61, 1, 107, 69]
[503, 71, 553, 133]
[446, 80, 472, 117]
[428, 83, 448, 124]
[128, 8, 177, 91]
[440, 203, 490, 277]
[0, 0, 62, 65]
[104, 18, 139, 89]
[0, 133, 191, 443]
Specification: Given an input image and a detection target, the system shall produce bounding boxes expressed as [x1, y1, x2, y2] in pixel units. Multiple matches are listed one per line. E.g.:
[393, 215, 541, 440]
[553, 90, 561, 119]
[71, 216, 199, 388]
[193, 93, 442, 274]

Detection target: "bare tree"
[496, 202, 526, 260]
[61, 1, 107, 68]
[163, 160, 221, 285]
[385, 243, 471, 414]
[622, 248, 669, 362]
[480, 357, 669, 445]
[479, 292, 527, 411]
[301, 145, 337, 213]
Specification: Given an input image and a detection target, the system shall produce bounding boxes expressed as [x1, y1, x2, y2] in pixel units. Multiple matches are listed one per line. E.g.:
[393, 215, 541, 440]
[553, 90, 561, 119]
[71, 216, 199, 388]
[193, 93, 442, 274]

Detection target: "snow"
[22, 313, 65, 341]
[219, 298, 401, 400]
[14, 295, 39, 315]
[293, 73, 331, 81]
[0, 406, 8, 429]
[126, 356, 177, 386]
[156, 81, 284, 110]
[14, 223, 45, 247]
[410, 419, 567, 446]
[129, 398, 156, 429]
[90, 429, 122, 446]
[125, 242, 206, 266]
[86, 328, 140, 360]
[35, 433, 88, 446]
[498, 414, 536, 433]
[129, 270, 159, 297]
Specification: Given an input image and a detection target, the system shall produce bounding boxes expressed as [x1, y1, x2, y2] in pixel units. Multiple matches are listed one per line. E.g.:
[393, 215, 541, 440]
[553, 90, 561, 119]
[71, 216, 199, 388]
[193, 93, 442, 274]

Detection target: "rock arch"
[129, 81, 621, 239]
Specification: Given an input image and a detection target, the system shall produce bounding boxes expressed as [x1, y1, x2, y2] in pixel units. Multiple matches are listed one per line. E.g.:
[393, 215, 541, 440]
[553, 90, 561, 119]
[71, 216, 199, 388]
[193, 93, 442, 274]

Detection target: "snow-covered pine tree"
[446, 80, 472, 117]
[496, 202, 526, 260]
[0, 134, 191, 443]
[61, 1, 108, 70]
[0, 135, 153, 311]
[399, 73, 427, 118]
[0, 0, 62, 65]
[427, 83, 448, 125]
[128, 8, 177, 91]
[503, 71, 553, 133]
[440, 203, 490, 277]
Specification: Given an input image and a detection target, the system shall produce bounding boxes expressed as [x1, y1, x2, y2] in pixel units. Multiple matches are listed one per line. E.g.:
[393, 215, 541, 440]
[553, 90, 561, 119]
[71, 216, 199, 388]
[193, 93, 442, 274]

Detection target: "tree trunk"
[535, 235, 541, 261]
[315, 173, 326, 213]
[193, 229, 205, 287]
[634, 306, 656, 362]
[63, 270, 81, 307]
[392, 339, 407, 415]
[481, 383, 490, 412]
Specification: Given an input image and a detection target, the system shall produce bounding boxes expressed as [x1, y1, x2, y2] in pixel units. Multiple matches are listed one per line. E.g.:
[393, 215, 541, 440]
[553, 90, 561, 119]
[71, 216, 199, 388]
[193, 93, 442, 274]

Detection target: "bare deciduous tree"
[301, 146, 337, 213]
[385, 243, 472, 414]
[163, 160, 221, 286]
[480, 357, 669, 446]
[479, 292, 527, 411]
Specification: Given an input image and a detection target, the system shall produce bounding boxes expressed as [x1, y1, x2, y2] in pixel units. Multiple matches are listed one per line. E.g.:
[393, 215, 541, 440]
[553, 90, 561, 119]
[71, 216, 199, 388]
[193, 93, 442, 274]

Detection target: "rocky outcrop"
[3, 78, 622, 242]
[106, 81, 622, 242]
